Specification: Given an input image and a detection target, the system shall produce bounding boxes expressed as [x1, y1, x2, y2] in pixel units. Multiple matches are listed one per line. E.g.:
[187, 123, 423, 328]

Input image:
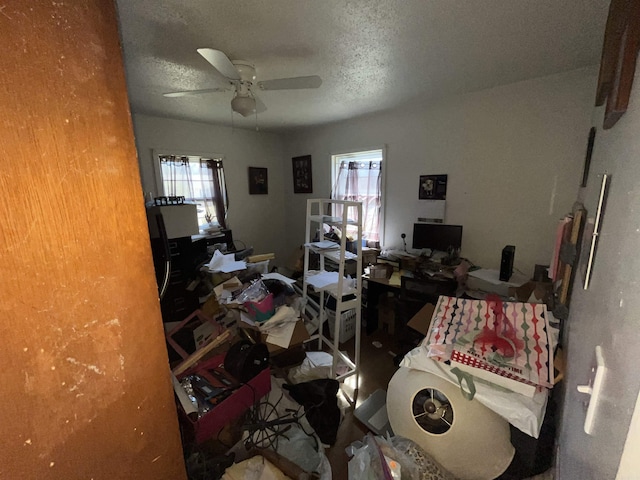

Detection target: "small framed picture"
[292, 155, 313, 193]
[419, 174, 448, 200]
[248, 167, 268, 195]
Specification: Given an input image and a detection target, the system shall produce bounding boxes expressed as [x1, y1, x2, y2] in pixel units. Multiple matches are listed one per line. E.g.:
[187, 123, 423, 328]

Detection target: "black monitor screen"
[412, 223, 463, 252]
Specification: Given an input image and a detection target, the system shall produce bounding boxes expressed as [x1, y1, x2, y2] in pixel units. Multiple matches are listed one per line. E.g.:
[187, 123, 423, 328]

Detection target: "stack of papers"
[305, 270, 341, 289]
[206, 250, 246, 273]
[240, 305, 300, 349]
[305, 270, 356, 295]
[261, 272, 297, 285]
[304, 240, 340, 251]
[324, 250, 357, 262]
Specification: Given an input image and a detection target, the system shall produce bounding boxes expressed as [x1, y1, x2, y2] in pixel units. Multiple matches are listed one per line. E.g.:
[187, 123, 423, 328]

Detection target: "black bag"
[283, 379, 341, 445]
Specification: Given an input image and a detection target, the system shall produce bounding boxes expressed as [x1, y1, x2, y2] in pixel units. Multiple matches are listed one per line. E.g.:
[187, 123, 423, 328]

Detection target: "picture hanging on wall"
[419, 174, 448, 200]
[292, 155, 313, 193]
[248, 167, 268, 195]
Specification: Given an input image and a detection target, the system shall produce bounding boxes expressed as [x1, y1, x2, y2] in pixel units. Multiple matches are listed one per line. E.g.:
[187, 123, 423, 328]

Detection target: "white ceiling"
[116, 0, 610, 133]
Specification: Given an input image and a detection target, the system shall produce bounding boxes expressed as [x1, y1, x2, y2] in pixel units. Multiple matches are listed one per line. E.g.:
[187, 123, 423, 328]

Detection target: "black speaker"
[224, 340, 269, 383]
[500, 245, 515, 282]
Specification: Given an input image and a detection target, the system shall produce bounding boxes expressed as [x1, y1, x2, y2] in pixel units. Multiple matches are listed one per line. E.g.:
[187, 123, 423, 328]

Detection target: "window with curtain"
[331, 149, 384, 244]
[157, 154, 229, 230]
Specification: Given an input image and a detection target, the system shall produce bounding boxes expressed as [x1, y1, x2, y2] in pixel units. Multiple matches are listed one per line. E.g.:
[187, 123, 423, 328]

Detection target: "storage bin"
[177, 351, 271, 444]
[245, 292, 275, 323]
[326, 307, 356, 343]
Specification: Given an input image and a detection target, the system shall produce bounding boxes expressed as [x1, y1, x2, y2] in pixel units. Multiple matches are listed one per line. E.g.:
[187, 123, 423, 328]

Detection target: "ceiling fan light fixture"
[231, 95, 256, 117]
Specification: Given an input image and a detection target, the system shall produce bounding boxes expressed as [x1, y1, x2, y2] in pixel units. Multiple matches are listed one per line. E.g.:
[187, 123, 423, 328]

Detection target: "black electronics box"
[500, 245, 515, 282]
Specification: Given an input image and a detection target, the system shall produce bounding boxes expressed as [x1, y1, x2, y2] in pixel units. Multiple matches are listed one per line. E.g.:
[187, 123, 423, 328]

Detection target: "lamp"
[231, 94, 256, 117]
[387, 367, 514, 479]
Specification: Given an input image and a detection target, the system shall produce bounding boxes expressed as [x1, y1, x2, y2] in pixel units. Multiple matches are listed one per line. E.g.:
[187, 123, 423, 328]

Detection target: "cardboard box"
[261, 320, 310, 353]
[165, 309, 225, 362]
[234, 450, 320, 479]
[370, 264, 393, 279]
[407, 302, 436, 336]
[146, 204, 199, 239]
[508, 281, 553, 303]
[239, 318, 310, 353]
[362, 247, 380, 266]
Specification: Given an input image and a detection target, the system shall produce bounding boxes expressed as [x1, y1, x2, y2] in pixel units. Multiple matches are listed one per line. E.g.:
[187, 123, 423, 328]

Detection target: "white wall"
[283, 68, 597, 273]
[557, 58, 640, 479]
[131, 114, 288, 262]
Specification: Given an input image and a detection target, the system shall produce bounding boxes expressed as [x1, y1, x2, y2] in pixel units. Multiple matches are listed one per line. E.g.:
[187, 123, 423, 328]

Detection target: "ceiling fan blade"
[258, 75, 322, 91]
[253, 95, 267, 114]
[163, 88, 229, 98]
[197, 48, 240, 81]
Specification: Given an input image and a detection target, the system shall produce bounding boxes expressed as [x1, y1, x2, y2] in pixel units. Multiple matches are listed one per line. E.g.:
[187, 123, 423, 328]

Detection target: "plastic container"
[326, 307, 356, 343]
[245, 293, 275, 323]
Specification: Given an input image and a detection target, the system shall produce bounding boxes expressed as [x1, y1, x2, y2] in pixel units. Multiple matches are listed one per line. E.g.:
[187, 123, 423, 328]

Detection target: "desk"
[363, 275, 400, 334]
[363, 273, 456, 334]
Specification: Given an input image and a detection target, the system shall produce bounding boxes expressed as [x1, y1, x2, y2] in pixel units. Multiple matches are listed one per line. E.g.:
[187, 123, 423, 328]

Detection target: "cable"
[242, 387, 319, 453]
[233, 239, 247, 251]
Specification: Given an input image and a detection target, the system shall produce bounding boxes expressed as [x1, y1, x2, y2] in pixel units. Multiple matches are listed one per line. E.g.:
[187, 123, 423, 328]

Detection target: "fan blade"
[253, 95, 267, 114]
[258, 75, 322, 91]
[164, 88, 229, 98]
[197, 48, 240, 81]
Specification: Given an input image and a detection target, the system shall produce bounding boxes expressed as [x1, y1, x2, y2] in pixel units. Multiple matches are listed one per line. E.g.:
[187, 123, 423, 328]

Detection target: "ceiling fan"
[164, 48, 322, 117]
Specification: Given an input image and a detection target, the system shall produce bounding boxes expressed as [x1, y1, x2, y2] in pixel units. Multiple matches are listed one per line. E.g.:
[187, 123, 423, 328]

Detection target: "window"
[155, 154, 229, 230]
[331, 148, 384, 244]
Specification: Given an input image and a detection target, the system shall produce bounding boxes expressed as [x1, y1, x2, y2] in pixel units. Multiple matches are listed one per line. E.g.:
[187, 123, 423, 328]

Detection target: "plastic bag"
[347, 434, 458, 480]
[236, 279, 270, 303]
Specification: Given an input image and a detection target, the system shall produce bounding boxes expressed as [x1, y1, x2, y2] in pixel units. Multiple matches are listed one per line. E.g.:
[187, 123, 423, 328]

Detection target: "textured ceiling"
[116, 0, 609, 133]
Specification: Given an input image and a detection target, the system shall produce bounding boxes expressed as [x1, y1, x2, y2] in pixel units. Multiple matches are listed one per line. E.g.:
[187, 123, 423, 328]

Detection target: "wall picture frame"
[292, 155, 313, 193]
[248, 167, 268, 195]
[419, 174, 448, 200]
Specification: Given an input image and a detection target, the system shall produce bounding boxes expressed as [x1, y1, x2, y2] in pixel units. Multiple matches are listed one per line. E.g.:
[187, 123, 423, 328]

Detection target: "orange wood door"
[0, 2, 187, 479]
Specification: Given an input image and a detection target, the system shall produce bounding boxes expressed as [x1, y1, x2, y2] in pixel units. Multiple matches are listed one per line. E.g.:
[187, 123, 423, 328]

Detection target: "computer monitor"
[412, 223, 463, 252]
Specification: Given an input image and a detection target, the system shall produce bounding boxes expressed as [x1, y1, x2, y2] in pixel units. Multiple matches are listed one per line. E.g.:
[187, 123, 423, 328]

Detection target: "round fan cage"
[411, 388, 454, 435]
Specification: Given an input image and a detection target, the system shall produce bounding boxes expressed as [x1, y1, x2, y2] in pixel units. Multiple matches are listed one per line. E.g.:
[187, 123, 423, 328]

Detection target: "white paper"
[265, 321, 297, 348]
[468, 268, 528, 287]
[207, 250, 246, 273]
[324, 249, 357, 262]
[304, 240, 339, 250]
[261, 272, 297, 285]
[305, 271, 341, 289]
[258, 306, 298, 331]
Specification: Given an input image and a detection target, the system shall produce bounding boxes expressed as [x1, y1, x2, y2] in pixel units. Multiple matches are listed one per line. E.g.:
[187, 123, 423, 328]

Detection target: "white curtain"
[332, 160, 382, 242]
[159, 155, 228, 229]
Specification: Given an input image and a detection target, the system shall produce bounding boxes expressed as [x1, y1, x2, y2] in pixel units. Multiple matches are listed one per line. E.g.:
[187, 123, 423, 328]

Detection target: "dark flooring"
[324, 329, 401, 479]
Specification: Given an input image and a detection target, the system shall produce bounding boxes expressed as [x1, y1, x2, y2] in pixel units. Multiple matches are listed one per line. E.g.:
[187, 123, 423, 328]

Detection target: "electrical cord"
[233, 239, 247, 251]
[242, 388, 319, 453]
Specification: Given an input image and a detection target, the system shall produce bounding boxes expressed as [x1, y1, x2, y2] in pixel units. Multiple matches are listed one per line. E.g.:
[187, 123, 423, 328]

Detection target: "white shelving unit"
[301, 199, 362, 401]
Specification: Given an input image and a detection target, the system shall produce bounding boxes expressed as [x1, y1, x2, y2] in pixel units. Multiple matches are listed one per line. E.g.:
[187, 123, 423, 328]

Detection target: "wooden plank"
[559, 208, 586, 306]
[173, 329, 232, 376]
